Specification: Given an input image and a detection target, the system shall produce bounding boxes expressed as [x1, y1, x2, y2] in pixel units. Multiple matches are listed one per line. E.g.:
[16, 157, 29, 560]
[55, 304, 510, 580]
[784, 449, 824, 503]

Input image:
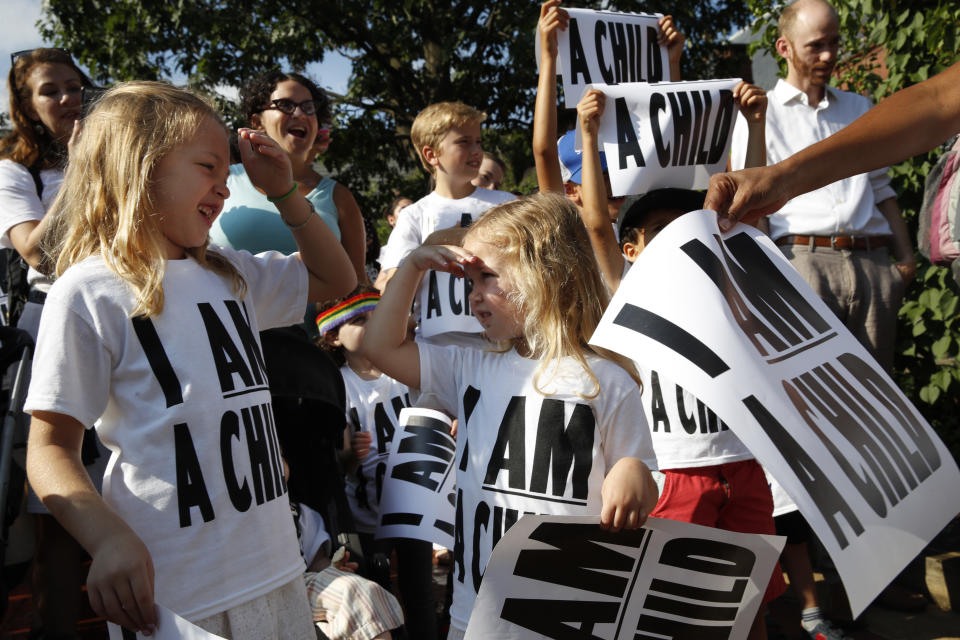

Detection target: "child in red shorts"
[572, 71, 785, 640]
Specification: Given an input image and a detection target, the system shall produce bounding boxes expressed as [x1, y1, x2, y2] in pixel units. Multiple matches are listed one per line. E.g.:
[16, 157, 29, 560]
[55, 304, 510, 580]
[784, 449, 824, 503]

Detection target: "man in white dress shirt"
[731, 0, 915, 371]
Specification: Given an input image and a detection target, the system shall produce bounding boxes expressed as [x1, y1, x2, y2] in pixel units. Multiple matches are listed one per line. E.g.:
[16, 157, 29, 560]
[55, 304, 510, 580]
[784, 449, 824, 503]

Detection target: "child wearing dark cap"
[616, 187, 708, 261]
[577, 83, 786, 640]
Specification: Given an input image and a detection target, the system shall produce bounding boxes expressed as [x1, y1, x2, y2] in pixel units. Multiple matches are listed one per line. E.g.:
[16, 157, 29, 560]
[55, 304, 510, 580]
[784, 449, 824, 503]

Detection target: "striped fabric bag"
[920, 136, 960, 266]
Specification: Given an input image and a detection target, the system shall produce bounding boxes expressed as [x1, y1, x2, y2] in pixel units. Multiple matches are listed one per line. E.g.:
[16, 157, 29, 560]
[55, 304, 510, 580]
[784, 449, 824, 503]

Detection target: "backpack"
[919, 135, 960, 266]
[0, 165, 40, 327]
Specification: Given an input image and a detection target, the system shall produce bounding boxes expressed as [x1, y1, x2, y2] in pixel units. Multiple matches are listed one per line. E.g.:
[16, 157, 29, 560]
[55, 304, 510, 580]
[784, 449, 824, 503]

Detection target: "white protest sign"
[419, 270, 483, 338]
[376, 407, 456, 548]
[556, 9, 670, 108]
[589, 79, 740, 197]
[466, 515, 784, 640]
[589, 211, 960, 617]
[108, 604, 226, 640]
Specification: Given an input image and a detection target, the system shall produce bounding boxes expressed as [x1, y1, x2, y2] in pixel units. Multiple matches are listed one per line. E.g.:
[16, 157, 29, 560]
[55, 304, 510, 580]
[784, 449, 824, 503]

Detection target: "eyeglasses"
[261, 98, 317, 116]
[9, 47, 72, 67]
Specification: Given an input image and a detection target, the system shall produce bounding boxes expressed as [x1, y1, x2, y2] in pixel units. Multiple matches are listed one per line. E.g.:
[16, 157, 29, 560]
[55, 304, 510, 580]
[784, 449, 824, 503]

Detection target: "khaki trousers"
[779, 243, 904, 371]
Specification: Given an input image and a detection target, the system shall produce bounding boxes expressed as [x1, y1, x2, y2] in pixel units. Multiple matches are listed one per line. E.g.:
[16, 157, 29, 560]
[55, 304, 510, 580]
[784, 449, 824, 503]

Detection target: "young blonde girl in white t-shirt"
[24, 81, 356, 638]
[361, 193, 659, 637]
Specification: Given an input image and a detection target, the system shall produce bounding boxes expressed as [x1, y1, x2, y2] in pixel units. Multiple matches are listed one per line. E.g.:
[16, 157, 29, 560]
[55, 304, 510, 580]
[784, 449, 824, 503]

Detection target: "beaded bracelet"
[267, 181, 299, 203]
[282, 199, 317, 231]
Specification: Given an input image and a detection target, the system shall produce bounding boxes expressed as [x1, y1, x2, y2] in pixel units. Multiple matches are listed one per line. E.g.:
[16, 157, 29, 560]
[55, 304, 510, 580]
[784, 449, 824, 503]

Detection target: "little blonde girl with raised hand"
[361, 193, 659, 639]
[25, 81, 356, 638]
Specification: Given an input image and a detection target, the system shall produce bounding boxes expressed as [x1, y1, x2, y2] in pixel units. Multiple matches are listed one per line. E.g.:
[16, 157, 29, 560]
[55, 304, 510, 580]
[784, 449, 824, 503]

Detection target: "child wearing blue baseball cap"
[533, 0, 685, 224]
[556, 129, 627, 224]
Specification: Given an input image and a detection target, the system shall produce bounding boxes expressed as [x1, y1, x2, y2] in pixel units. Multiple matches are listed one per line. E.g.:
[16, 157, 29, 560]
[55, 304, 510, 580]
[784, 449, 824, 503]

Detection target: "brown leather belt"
[774, 234, 891, 250]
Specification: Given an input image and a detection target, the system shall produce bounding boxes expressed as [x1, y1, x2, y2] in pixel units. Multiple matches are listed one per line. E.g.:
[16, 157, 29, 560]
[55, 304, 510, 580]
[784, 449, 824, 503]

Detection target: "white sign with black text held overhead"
[587, 79, 741, 197]
[376, 407, 456, 548]
[556, 9, 671, 107]
[465, 515, 785, 640]
[589, 211, 960, 617]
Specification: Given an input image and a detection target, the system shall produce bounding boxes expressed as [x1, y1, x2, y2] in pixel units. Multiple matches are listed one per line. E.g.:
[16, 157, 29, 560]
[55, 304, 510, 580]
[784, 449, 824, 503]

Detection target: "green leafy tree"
[39, 0, 751, 220]
[745, 0, 960, 455]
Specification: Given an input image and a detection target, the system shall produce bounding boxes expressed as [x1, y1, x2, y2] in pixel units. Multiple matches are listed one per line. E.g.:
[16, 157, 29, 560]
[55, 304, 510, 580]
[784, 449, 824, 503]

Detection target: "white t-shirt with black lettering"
[380, 188, 516, 346]
[417, 343, 657, 632]
[640, 367, 753, 469]
[341, 367, 411, 533]
[379, 188, 516, 271]
[0, 159, 63, 289]
[26, 248, 308, 621]
[610, 261, 752, 469]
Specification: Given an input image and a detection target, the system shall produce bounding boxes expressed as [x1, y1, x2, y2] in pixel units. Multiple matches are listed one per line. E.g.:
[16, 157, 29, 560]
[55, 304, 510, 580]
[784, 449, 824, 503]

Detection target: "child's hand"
[658, 15, 685, 66]
[539, 0, 570, 59]
[67, 118, 84, 157]
[407, 244, 472, 277]
[87, 529, 157, 636]
[333, 548, 359, 573]
[577, 89, 606, 138]
[237, 128, 296, 200]
[733, 82, 767, 125]
[600, 457, 657, 532]
[351, 431, 372, 460]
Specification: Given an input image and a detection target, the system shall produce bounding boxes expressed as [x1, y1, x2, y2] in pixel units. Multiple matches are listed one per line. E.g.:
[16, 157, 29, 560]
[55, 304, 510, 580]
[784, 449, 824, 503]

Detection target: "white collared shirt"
[731, 79, 896, 239]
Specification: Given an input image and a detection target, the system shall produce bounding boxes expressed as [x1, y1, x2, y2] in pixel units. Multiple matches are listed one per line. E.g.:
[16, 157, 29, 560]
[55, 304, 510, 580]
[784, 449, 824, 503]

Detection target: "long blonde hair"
[43, 81, 245, 317]
[465, 193, 641, 396]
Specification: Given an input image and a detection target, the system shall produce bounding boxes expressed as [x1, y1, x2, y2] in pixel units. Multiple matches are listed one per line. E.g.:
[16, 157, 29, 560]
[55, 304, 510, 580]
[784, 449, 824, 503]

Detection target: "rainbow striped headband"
[316, 292, 380, 335]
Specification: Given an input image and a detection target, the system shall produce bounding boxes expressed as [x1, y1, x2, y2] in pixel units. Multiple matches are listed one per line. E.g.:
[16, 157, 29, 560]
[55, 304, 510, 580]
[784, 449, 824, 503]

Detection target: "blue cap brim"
[557, 130, 608, 185]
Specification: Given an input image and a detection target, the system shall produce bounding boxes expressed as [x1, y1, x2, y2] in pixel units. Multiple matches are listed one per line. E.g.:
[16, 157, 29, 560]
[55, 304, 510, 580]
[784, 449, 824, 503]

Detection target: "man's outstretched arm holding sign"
[706, 60, 960, 229]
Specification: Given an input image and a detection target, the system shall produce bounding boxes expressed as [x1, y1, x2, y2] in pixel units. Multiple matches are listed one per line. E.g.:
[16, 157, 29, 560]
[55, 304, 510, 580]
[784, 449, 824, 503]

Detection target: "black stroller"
[261, 325, 361, 558]
[0, 326, 34, 619]
[263, 324, 407, 639]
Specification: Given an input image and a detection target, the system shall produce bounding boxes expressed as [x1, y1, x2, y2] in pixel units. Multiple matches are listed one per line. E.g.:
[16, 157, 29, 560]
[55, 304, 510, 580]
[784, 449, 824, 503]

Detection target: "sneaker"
[806, 621, 850, 640]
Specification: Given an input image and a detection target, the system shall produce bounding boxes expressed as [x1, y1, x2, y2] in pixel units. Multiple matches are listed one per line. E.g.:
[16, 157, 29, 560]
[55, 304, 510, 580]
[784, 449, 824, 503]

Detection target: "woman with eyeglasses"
[209, 70, 366, 283]
[0, 47, 109, 639]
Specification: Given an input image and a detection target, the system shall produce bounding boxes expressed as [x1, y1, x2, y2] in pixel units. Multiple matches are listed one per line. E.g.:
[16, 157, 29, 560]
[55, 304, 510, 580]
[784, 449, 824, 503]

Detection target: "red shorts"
[650, 459, 787, 603]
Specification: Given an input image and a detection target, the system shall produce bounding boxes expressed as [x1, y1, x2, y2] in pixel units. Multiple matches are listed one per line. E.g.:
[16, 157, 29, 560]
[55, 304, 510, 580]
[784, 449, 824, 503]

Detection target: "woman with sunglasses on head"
[0, 47, 109, 640]
[210, 70, 366, 283]
[1, 48, 87, 325]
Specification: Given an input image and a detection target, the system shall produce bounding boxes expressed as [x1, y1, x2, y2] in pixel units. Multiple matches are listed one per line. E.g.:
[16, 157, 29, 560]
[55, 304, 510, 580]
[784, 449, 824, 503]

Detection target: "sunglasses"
[261, 98, 317, 116]
[9, 47, 72, 67]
